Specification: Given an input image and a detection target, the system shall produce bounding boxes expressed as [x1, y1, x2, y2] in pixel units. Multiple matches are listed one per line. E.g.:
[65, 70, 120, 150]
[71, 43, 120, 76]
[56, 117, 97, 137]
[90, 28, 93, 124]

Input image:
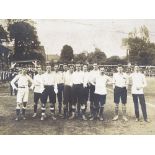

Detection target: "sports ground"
[0, 77, 154, 135]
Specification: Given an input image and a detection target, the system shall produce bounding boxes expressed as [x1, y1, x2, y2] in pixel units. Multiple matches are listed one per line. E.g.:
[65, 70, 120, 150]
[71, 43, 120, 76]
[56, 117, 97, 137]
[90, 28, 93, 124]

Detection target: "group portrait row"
[10, 63, 149, 122]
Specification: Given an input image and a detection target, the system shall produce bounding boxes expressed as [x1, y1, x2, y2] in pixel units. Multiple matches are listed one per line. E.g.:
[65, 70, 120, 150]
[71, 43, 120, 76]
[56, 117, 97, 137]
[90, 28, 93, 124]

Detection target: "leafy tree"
[105, 56, 127, 65]
[74, 52, 87, 64]
[7, 20, 42, 61]
[60, 45, 74, 63]
[87, 48, 107, 64]
[122, 25, 155, 65]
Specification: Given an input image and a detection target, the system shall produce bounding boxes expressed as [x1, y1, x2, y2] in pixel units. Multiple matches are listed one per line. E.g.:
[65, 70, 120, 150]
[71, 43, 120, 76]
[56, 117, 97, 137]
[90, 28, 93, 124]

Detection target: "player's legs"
[81, 87, 88, 120]
[89, 84, 95, 117]
[90, 94, 99, 120]
[41, 88, 48, 120]
[139, 94, 148, 121]
[16, 88, 24, 120]
[113, 87, 120, 121]
[98, 95, 106, 121]
[32, 92, 41, 117]
[49, 86, 56, 120]
[132, 94, 139, 121]
[63, 85, 70, 119]
[21, 89, 29, 120]
[121, 88, 128, 121]
[57, 84, 64, 115]
[69, 85, 76, 119]
[15, 102, 21, 120]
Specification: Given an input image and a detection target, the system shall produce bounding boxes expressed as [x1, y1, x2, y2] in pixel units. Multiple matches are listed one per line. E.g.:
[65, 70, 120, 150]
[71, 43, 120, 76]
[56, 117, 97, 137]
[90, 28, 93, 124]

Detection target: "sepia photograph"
[0, 19, 155, 135]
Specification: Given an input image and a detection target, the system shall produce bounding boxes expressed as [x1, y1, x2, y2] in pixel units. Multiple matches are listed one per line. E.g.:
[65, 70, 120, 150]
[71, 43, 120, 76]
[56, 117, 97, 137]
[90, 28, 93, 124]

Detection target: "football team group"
[10, 63, 149, 122]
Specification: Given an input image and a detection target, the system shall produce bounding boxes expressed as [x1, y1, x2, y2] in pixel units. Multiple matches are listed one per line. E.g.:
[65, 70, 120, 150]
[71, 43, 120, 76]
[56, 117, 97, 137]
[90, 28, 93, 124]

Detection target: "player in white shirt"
[90, 66, 111, 121]
[81, 64, 90, 120]
[89, 63, 99, 118]
[130, 66, 149, 122]
[53, 64, 64, 116]
[112, 65, 129, 122]
[63, 64, 74, 119]
[11, 68, 34, 121]
[41, 65, 58, 121]
[32, 67, 44, 118]
[69, 63, 84, 119]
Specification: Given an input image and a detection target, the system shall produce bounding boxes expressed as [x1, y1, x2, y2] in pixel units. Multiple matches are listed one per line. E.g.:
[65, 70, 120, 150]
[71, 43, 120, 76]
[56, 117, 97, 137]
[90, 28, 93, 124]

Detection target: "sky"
[9, 19, 155, 57]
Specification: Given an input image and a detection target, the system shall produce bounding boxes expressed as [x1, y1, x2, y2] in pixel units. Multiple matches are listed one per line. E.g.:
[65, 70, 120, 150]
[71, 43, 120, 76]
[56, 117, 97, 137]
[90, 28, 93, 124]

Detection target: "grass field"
[0, 77, 155, 135]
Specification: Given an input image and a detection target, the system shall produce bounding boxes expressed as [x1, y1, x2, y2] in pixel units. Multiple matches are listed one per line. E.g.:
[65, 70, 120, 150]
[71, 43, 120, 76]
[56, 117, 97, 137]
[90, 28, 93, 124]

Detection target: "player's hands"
[54, 88, 58, 94]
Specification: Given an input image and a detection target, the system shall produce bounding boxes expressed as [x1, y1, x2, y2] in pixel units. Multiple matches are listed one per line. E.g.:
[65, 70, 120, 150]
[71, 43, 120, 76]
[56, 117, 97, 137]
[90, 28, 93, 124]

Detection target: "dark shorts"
[72, 84, 83, 105]
[94, 94, 106, 107]
[34, 92, 42, 104]
[89, 84, 95, 102]
[114, 86, 127, 104]
[41, 86, 56, 104]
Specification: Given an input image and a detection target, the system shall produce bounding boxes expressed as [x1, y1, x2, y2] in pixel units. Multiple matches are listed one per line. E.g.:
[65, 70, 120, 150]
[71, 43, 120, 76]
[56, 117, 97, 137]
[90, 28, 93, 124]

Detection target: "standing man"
[54, 64, 64, 116]
[32, 67, 44, 118]
[41, 65, 58, 121]
[11, 68, 34, 121]
[112, 65, 129, 122]
[81, 64, 90, 120]
[63, 64, 74, 119]
[130, 66, 149, 122]
[90, 66, 111, 121]
[89, 63, 99, 118]
[69, 63, 83, 119]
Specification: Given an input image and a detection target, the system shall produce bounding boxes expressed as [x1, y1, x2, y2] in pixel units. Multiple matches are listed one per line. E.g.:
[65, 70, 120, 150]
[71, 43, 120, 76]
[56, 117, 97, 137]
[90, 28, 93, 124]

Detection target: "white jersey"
[33, 74, 44, 93]
[42, 72, 57, 86]
[83, 71, 90, 87]
[130, 72, 147, 94]
[72, 71, 84, 84]
[11, 74, 34, 89]
[94, 74, 111, 95]
[53, 71, 64, 84]
[113, 72, 129, 88]
[89, 70, 100, 85]
[64, 70, 73, 86]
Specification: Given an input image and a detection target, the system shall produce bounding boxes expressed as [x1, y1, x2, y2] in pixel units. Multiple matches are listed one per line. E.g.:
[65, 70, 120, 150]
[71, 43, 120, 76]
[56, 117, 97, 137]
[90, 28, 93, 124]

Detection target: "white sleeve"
[11, 75, 19, 89]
